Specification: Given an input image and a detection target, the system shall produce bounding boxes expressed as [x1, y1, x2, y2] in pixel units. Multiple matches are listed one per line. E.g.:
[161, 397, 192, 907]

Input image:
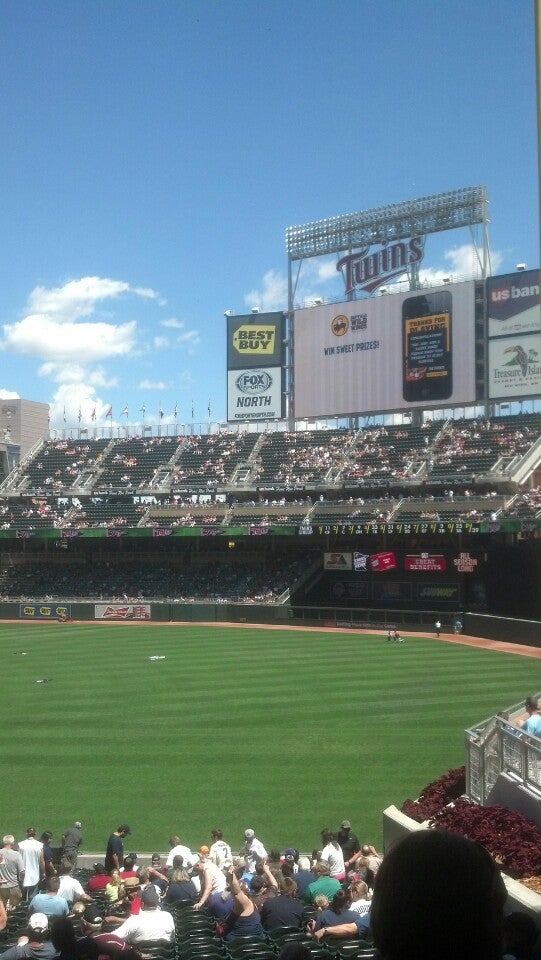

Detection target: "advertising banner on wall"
[227, 313, 284, 370]
[488, 335, 541, 399]
[227, 312, 284, 422]
[487, 270, 540, 338]
[293, 281, 476, 418]
[487, 270, 541, 400]
[20, 603, 71, 619]
[227, 366, 283, 421]
[95, 603, 151, 620]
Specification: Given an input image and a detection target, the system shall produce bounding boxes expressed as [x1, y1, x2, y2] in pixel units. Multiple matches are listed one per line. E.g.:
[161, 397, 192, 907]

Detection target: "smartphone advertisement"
[403, 291, 452, 403]
[294, 280, 475, 418]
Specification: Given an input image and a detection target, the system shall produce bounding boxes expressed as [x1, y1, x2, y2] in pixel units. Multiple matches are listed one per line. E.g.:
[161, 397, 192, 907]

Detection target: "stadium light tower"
[284, 186, 490, 427]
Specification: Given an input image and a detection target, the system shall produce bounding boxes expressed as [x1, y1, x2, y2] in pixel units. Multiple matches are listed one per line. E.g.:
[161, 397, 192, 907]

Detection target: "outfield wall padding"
[464, 613, 541, 647]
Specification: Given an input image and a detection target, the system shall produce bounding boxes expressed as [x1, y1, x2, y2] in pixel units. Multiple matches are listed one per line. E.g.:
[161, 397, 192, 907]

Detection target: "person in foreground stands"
[221, 863, 264, 941]
[61, 822, 82, 868]
[521, 697, 541, 737]
[193, 853, 227, 910]
[113, 885, 175, 945]
[370, 829, 506, 960]
[243, 828, 267, 874]
[50, 907, 141, 960]
[0, 912, 57, 960]
[260, 876, 306, 931]
[0, 834, 25, 909]
[86, 864, 109, 894]
[104, 825, 131, 873]
[288, 856, 315, 899]
[57, 859, 92, 906]
[19, 828, 45, 902]
[28, 878, 69, 919]
[304, 860, 341, 905]
[314, 889, 359, 932]
[336, 820, 360, 868]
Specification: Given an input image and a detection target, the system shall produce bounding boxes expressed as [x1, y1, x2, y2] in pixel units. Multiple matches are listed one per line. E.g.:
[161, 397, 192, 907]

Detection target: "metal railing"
[465, 695, 541, 804]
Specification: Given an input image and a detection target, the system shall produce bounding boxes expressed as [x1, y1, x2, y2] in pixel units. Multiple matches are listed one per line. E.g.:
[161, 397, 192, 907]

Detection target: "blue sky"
[0, 0, 538, 430]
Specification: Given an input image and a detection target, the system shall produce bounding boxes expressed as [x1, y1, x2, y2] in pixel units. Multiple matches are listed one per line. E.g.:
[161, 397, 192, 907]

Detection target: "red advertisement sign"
[369, 551, 396, 572]
[405, 554, 447, 572]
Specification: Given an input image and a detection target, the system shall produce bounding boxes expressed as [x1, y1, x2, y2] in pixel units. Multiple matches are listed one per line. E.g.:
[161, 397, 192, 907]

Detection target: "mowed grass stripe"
[0, 623, 538, 851]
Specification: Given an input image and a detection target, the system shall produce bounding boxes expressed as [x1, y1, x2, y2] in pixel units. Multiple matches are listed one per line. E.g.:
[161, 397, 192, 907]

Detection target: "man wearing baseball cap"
[242, 829, 267, 875]
[113, 885, 175, 944]
[336, 821, 360, 869]
[1, 913, 56, 960]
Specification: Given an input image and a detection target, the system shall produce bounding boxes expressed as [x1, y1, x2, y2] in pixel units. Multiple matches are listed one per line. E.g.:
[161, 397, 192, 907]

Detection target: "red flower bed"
[401, 768, 541, 880]
[401, 766, 466, 822]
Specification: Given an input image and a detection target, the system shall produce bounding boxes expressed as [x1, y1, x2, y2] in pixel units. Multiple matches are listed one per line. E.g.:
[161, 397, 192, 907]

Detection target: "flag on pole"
[122, 406, 128, 417]
[106, 406, 113, 419]
[78, 407, 82, 423]
[63, 406, 66, 423]
[174, 402, 178, 419]
[91, 408, 96, 421]
[207, 399, 211, 417]
[191, 401, 194, 419]
[159, 406, 164, 419]
[140, 404, 146, 416]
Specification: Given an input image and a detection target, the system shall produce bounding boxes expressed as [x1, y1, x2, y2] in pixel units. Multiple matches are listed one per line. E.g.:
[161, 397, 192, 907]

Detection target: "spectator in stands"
[260, 876, 306, 931]
[350, 843, 383, 886]
[28, 877, 69, 918]
[50, 908, 139, 960]
[348, 880, 372, 916]
[370, 829, 506, 960]
[61, 823, 82, 868]
[521, 697, 541, 737]
[193, 854, 227, 910]
[39, 834, 56, 879]
[165, 835, 197, 869]
[105, 870, 125, 904]
[320, 830, 346, 880]
[314, 888, 360, 931]
[0, 912, 56, 960]
[113, 886, 174, 945]
[209, 829, 232, 869]
[336, 820, 360, 870]
[304, 860, 341, 905]
[243, 828, 267, 874]
[104, 826, 131, 873]
[290, 856, 315, 899]
[147, 856, 168, 894]
[57, 859, 92, 906]
[86, 864, 109, 894]
[163, 867, 197, 905]
[0, 834, 24, 910]
[221, 864, 264, 941]
[19, 828, 45, 901]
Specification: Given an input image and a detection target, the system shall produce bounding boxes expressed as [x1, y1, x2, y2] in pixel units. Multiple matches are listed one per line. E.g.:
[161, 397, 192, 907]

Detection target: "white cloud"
[139, 379, 166, 390]
[3, 315, 136, 361]
[0, 388, 20, 399]
[176, 329, 200, 353]
[26, 276, 159, 324]
[161, 317, 183, 329]
[420, 244, 503, 286]
[153, 336, 168, 349]
[244, 270, 287, 311]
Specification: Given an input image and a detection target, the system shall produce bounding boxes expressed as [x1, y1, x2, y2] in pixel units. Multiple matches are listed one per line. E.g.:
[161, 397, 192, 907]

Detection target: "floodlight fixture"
[516, 263, 526, 271]
[224, 309, 233, 317]
[285, 185, 488, 261]
[251, 306, 260, 313]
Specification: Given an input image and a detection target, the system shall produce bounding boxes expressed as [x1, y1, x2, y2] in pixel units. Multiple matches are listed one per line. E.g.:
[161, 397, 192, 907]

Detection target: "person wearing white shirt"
[209, 830, 232, 869]
[165, 835, 198, 869]
[114, 886, 175, 944]
[243, 829, 267, 874]
[18, 828, 44, 900]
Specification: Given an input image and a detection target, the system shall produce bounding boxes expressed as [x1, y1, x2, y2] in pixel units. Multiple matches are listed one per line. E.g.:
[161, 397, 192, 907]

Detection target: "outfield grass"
[1, 622, 538, 855]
